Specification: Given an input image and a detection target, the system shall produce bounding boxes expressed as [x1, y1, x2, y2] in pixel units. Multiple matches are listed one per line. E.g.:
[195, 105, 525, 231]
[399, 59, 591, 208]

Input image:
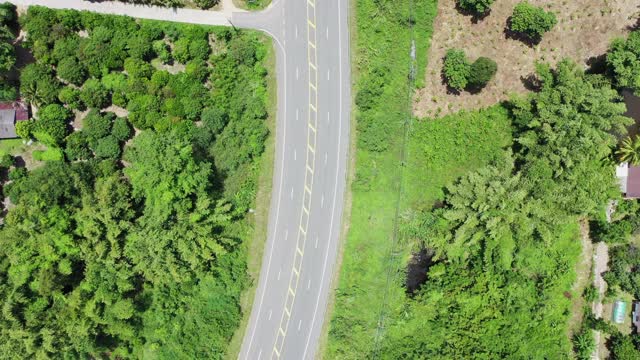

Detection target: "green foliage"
[0, 9, 272, 358]
[468, 56, 497, 88]
[81, 78, 111, 109]
[19, 63, 61, 106]
[152, 39, 172, 63]
[64, 131, 92, 160]
[173, 37, 190, 63]
[14, 120, 34, 140]
[32, 147, 64, 161]
[194, 0, 219, 9]
[609, 334, 640, 360]
[56, 56, 87, 85]
[112, 117, 132, 142]
[457, 0, 495, 14]
[443, 48, 470, 90]
[604, 244, 640, 299]
[0, 39, 14, 71]
[57, 86, 84, 110]
[94, 135, 121, 159]
[0, 153, 13, 167]
[509, 1, 557, 40]
[607, 30, 640, 94]
[573, 328, 596, 360]
[33, 104, 72, 146]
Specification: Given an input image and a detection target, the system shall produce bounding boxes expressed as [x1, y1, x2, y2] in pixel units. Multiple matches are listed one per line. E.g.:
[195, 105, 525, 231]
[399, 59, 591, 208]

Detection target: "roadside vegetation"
[0, 6, 271, 358]
[328, 0, 640, 358]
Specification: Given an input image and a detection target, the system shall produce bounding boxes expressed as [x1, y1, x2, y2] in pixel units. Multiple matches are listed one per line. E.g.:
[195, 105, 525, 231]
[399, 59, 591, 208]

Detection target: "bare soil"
[414, 0, 640, 118]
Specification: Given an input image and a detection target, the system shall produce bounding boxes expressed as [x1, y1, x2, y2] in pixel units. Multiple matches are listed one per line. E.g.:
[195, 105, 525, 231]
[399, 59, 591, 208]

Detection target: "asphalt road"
[9, 1, 351, 358]
[233, 0, 350, 358]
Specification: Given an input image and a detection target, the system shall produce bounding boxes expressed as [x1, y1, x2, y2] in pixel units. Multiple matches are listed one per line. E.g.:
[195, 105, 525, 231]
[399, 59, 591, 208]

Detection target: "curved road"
[9, 0, 350, 358]
[233, 1, 350, 358]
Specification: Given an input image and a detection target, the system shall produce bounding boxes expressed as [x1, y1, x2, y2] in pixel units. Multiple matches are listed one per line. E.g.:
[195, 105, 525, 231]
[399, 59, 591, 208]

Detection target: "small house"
[616, 163, 640, 198]
[0, 101, 29, 139]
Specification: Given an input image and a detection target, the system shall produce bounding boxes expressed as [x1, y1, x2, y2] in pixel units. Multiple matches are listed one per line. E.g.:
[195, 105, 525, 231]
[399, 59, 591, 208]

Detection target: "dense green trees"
[617, 136, 640, 165]
[607, 30, 640, 94]
[0, 7, 271, 358]
[509, 1, 557, 41]
[378, 59, 631, 358]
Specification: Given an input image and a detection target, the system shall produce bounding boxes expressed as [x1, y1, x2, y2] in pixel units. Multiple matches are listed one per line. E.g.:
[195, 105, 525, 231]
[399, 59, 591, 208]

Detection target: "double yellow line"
[272, 0, 319, 358]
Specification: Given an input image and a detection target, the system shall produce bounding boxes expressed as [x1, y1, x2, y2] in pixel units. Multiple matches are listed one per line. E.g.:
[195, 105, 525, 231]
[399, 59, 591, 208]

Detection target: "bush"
[173, 38, 190, 63]
[201, 107, 227, 135]
[33, 147, 64, 161]
[468, 57, 497, 88]
[94, 135, 121, 159]
[457, 0, 495, 14]
[0, 153, 13, 167]
[189, 38, 210, 61]
[0, 83, 17, 101]
[58, 87, 84, 110]
[81, 78, 111, 109]
[153, 40, 172, 64]
[83, 109, 113, 142]
[8, 167, 26, 181]
[33, 104, 72, 146]
[112, 117, 132, 142]
[443, 49, 470, 91]
[57, 57, 87, 85]
[510, 1, 557, 40]
[572, 328, 595, 360]
[194, 0, 219, 9]
[65, 131, 92, 160]
[124, 57, 154, 79]
[15, 120, 34, 140]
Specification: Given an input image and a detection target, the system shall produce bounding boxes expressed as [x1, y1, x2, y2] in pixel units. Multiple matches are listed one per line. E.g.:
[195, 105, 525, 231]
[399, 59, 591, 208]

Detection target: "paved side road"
[9, 1, 351, 358]
[10, 0, 231, 25]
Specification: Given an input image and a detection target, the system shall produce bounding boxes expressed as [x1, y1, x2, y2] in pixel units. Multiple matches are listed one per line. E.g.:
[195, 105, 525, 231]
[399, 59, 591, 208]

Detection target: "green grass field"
[324, 0, 514, 355]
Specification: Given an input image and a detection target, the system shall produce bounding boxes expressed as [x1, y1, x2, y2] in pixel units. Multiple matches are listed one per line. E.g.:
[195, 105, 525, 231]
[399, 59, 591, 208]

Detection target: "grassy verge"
[323, 0, 439, 357]
[225, 34, 277, 359]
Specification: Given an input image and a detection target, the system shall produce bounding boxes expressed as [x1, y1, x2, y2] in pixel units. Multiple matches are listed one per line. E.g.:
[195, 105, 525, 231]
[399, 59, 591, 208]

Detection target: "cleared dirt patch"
[414, 0, 639, 118]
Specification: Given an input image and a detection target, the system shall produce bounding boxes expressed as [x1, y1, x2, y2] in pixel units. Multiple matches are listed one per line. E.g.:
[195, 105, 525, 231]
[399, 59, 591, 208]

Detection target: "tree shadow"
[585, 54, 607, 75]
[503, 16, 541, 48]
[520, 73, 543, 92]
[454, 3, 491, 24]
[440, 70, 462, 95]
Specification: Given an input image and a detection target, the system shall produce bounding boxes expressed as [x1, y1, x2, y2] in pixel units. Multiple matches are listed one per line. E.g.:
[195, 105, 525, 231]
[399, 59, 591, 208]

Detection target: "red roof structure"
[0, 101, 28, 121]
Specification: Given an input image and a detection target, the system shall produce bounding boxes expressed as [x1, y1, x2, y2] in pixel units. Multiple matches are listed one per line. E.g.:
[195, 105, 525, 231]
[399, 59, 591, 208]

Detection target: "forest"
[0, 5, 270, 358]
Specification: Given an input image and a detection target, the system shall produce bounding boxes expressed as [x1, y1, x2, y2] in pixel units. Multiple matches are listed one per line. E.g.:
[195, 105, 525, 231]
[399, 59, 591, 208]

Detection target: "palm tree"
[617, 136, 640, 165]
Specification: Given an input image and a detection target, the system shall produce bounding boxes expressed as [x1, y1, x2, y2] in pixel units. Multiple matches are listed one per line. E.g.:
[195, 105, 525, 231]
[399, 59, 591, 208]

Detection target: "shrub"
[33, 104, 71, 146]
[94, 135, 121, 159]
[124, 57, 154, 79]
[65, 131, 92, 160]
[8, 167, 26, 181]
[201, 107, 227, 135]
[112, 117, 132, 142]
[15, 120, 34, 140]
[457, 0, 495, 14]
[443, 49, 470, 91]
[194, 0, 219, 9]
[173, 38, 190, 63]
[0, 153, 13, 167]
[0, 83, 17, 101]
[153, 40, 172, 64]
[83, 109, 113, 142]
[81, 78, 111, 109]
[189, 38, 210, 61]
[33, 147, 64, 161]
[56, 57, 87, 85]
[58, 87, 84, 110]
[510, 1, 557, 40]
[468, 57, 497, 88]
